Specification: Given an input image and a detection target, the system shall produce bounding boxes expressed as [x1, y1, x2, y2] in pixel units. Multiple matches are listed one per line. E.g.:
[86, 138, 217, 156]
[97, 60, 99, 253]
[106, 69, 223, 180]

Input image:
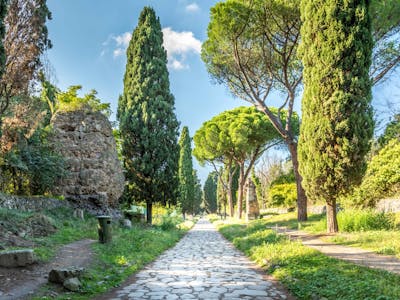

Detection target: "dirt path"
[272, 227, 400, 274]
[0, 239, 95, 300]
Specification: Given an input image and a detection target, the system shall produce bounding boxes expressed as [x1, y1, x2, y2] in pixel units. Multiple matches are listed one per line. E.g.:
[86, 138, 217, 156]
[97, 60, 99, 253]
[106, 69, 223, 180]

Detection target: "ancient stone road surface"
[108, 219, 291, 300]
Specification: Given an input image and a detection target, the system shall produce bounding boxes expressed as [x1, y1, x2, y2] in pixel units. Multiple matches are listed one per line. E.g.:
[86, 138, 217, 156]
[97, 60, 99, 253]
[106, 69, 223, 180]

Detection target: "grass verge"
[216, 218, 400, 300]
[263, 211, 400, 258]
[31, 211, 191, 299]
[0, 206, 192, 299]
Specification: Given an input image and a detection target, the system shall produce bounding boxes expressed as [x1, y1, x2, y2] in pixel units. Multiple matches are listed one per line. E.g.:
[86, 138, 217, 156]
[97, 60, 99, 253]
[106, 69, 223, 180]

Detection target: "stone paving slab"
[102, 219, 293, 300]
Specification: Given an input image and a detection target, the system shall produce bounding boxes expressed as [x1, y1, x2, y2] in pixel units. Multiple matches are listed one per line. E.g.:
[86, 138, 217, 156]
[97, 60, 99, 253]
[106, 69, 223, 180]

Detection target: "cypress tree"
[178, 126, 195, 217]
[203, 171, 218, 213]
[118, 7, 179, 224]
[299, 0, 374, 232]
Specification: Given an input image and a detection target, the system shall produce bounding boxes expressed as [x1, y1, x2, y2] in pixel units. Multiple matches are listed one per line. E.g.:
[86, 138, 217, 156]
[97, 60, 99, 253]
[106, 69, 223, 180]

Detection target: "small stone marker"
[0, 249, 37, 267]
[123, 219, 132, 229]
[245, 178, 260, 221]
[63, 277, 82, 291]
[97, 215, 112, 243]
[73, 209, 84, 220]
[48, 267, 84, 284]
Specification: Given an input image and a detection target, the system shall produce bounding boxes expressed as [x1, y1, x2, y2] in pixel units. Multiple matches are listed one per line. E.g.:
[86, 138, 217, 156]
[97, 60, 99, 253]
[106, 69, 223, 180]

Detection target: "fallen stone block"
[48, 267, 84, 284]
[0, 249, 36, 267]
[63, 277, 82, 291]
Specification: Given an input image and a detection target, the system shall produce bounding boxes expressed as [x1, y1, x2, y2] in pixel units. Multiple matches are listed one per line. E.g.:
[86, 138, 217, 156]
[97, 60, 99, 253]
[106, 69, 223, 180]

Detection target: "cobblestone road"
[108, 219, 291, 300]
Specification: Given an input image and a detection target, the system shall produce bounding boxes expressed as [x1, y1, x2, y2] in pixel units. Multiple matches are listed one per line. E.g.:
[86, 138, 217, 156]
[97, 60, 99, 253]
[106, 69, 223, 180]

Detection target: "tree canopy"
[298, 0, 374, 233]
[178, 126, 195, 216]
[193, 106, 297, 218]
[203, 171, 218, 213]
[117, 7, 180, 224]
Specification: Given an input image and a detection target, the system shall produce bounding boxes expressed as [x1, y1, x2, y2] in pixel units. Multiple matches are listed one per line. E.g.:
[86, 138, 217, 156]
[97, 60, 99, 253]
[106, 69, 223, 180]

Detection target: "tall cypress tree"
[178, 126, 195, 217]
[203, 171, 218, 213]
[118, 7, 179, 224]
[299, 0, 374, 233]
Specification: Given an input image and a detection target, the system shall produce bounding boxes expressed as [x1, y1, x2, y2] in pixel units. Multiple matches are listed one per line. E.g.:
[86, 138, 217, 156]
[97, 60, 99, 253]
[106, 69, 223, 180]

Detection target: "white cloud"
[110, 32, 132, 57]
[113, 48, 125, 58]
[114, 32, 132, 48]
[162, 27, 202, 70]
[185, 3, 200, 13]
[107, 28, 202, 68]
[170, 59, 186, 70]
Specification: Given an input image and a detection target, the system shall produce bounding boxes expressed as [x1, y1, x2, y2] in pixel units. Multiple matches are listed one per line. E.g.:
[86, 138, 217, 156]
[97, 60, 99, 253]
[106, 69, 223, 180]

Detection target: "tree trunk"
[287, 141, 308, 221]
[237, 163, 245, 219]
[227, 172, 234, 217]
[146, 201, 152, 224]
[326, 200, 339, 233]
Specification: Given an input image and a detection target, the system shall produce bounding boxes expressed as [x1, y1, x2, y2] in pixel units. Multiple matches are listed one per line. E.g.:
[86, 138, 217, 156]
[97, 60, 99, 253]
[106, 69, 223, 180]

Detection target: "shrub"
[268, 183, 297, 208]
[158, 210, 183, 231]
[315, 209, 396, 232]
[347, 139, 400, 207]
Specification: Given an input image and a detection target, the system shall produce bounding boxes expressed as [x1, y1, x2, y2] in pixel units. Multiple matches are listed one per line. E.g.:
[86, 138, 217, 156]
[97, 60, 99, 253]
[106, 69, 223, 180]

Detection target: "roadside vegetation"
[259, 211, 400, 259]
[215, 218, 400, 300]
[0, 205, 192, 300]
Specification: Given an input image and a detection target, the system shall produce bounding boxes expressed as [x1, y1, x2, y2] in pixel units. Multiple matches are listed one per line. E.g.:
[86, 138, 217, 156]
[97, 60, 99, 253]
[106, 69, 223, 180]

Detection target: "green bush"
[315, 209, 396, 232]
[348, 139, 400, 207]
[268, 183, 297, 208]
[157, 210, 183, 231]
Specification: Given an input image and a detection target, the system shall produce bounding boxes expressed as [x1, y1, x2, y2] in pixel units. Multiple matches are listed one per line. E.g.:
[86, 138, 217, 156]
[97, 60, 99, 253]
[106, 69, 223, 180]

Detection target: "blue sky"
[46, 0, 399, 183]
[46, 0, 242, 183]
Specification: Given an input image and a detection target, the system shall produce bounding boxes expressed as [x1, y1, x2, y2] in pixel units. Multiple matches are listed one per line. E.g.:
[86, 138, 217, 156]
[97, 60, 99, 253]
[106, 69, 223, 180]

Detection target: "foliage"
[192, 170, 202, 215]
[263, 211, 400, 258]
[204, 171, 218, 213]
[55, 85, 111, 117]
[157, 209, 184, 231]
[178, 126, 195, 215]
[0, 0, 52, 118]
[298, 0, 374, 232]
[0, 206, 97, 261]
[0, 122, 66, 195]
[268, 183, 297, 208]
[117, 7, 179, 223]
[23, 207, 190, 299]
[202, 0, 308, 221]
[263, 167, 296, 208]
[369, 0, 400, 84]
[347, 139, 400, 207]
[378, 114, 400, 147]
[193, 106, 294, 217]
[217, 218, 400, 300]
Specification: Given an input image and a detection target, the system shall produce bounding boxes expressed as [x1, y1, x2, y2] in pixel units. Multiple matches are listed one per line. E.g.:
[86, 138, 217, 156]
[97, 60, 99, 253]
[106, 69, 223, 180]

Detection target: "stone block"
[63, 277, 82, 291]
[0, 249, 37, 267]
[48, 267, 84, 284]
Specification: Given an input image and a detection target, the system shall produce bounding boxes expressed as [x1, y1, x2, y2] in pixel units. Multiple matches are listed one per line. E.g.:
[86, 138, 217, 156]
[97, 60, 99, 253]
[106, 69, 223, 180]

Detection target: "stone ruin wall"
[51, 110, 125, 208]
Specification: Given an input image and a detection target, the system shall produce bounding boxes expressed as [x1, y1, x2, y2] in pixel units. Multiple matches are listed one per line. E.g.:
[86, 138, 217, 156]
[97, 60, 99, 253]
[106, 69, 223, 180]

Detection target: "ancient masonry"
[51, 110, 124, 208]
[246, 177, 260, 221]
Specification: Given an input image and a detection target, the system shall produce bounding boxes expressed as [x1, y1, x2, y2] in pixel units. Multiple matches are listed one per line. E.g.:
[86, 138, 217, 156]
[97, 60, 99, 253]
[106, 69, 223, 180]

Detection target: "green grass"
[217, 219, 400, 300]
[75, 224, 187, 298]
[30, 211, 191, 299]
[263, 211, 400, 258]
[1, 206, 192, 299]
[0, 207, 98, 261]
